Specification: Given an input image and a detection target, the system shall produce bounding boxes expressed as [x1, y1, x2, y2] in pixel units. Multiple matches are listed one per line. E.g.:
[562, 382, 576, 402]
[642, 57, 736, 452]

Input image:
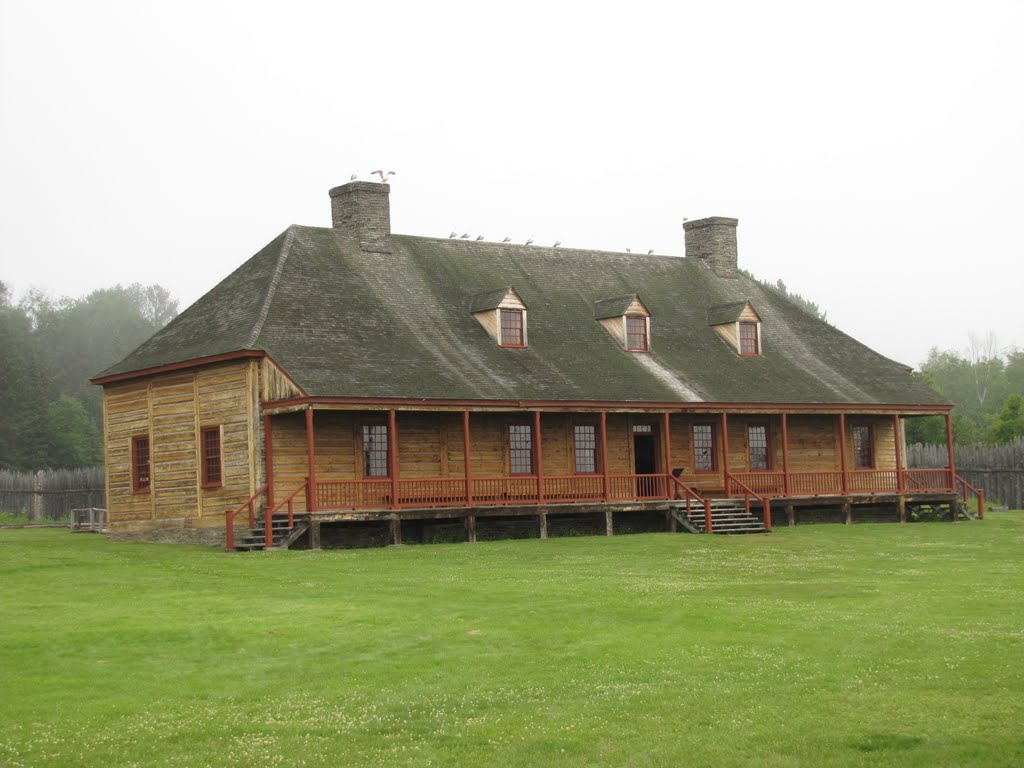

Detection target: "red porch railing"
[956, 474, 985, 519]
[224, 479, 308, 551]
[670, 475, 712, 533]
[224, 483, 268, 552]
[726, 472, 772, 531]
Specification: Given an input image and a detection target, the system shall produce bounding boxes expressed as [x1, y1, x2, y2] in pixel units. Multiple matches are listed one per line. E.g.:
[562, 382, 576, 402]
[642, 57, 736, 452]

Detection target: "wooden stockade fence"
[0, 467, 105, 523]
[908, 438, 1024, 510]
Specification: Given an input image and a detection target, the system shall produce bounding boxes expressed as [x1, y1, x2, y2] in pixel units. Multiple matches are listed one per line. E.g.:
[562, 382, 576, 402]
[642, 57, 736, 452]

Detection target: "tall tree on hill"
[0, 284, 49, 469]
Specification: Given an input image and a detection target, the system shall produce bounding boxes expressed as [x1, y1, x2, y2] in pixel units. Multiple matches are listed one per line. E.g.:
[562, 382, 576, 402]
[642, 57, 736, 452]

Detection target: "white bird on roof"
[647, 249, 654, 255]
[525, 236, 534, 245]
[350, 173, 359, 181]
[371, 170, 395, 183]
[449, 231, 458, 238]
[625, 248, 631, 253]
[476, 235, 485, 241]
[502, 235, 511, 243]
[553, 240, 561, 248]
[460, 233, 470, 239]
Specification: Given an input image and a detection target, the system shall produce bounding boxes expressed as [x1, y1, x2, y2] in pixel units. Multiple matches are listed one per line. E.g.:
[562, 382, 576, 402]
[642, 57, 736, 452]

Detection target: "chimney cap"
[683, 216, 739, 231]
[329, 180, 390, 198]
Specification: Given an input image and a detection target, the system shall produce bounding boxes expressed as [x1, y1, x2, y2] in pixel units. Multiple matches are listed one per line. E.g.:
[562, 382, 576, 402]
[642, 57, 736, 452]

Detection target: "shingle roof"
[594, 295, 645, 320]
[707, 300, 753, 326]
[96, 226, 948, 407]
[468, 287, 523, 313]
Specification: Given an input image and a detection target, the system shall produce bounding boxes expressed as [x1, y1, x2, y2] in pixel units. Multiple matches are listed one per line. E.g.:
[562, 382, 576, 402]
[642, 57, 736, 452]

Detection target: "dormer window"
[625, 316, 648, 351]
[595, 294, 651, 353]
[500, 308, 525, 347]
[470, 287, 528, 348]
[739, 321, 759, 355]
[708, 300, 762, 357]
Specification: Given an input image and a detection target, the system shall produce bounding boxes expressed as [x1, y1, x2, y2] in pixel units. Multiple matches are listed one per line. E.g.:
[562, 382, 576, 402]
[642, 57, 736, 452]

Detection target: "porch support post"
[720, 412, 730, 494]
[838, 413, 849, 495]
[465, 515, 477, 543]
[389, 516, 402, 546]
[309, 519, 321, 549]
[305, 407, 317, 512]
[388, 409, 399, 510]
[897, 497, 906, 524]
[893, 414, 905, 492]
[780, 413, 791, 496]
[462, 411, 473, 506]
[263, 413, 275, 508]
[605, 509, 614, 536]
[538, 511, 548, 539]
[662, 411, 672, 497]
[534, 410, 544, 503]
[600, 411, 610, 502]
[945, 412, 957, 491]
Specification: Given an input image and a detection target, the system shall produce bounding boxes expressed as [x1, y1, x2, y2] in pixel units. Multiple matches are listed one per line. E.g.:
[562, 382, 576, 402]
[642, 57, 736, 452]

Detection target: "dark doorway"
[633, 434, 658, 474]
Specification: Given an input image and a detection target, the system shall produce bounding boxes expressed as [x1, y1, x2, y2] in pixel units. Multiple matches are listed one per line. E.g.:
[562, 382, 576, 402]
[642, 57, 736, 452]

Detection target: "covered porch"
[225, 400, 978, 549]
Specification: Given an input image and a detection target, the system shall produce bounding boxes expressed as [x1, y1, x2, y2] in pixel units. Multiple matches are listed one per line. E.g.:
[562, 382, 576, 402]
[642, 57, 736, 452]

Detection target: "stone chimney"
[329, 181, 392, 253]
[683, 217, 739, 278]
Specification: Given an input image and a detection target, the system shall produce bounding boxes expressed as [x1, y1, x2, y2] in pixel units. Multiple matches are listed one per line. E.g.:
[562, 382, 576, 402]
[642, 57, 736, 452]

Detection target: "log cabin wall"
[101, 360, 260, 540]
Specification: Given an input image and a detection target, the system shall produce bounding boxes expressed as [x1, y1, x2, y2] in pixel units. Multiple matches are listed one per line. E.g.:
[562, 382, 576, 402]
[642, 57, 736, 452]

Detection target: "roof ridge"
[245, 226, 296, 348]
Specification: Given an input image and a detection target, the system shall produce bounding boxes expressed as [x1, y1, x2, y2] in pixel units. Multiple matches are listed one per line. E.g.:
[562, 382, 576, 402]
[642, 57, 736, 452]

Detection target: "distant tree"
[46, 395, 103, 468]
[989, 395, 1024, 444]
[0, 300, 49, 469]
[741, 271, 827, 321]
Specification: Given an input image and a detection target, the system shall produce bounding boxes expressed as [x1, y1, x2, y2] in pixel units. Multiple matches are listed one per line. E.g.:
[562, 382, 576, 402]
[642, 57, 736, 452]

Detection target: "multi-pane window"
[852, 425, 873, 468]
[739, 322, 759, 355]
[748, 424, 770, 471]
[693, 424, 716, 472]
[362, 424, 389, 477]
[509, 424, 533, 475]
[574, 424, 598, 473]
[201, 426, 223, 487]
[625, 316, 648, 351]
[500, 309, 525, 347]
[132, 435, 151, 493]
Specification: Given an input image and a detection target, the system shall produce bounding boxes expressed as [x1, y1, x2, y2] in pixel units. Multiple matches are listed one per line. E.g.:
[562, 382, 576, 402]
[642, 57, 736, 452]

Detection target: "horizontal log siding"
[787, 415, 839, 471]
[101, 361, 257, 532]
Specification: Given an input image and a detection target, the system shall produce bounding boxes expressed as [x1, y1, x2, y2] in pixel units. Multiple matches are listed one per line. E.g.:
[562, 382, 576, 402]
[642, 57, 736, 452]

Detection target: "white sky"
[1, 0, 1021, 369]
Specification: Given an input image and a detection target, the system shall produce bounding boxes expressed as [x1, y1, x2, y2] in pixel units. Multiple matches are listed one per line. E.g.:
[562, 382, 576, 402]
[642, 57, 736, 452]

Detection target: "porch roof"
[96, 226, 949, 409]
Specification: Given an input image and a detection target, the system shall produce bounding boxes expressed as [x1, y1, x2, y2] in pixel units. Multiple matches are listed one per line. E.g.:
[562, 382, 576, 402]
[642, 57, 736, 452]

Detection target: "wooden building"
[91, 181, 980, 549]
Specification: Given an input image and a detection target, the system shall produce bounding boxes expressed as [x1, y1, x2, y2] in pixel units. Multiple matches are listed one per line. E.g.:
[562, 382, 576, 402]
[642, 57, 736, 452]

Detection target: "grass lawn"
[1, 515, 1023, 767]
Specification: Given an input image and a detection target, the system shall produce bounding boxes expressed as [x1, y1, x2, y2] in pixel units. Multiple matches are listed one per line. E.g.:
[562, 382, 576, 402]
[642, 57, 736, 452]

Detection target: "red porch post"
[600, 411, 610, 502]
[780, 413, 791, 496]
[662, 411, 672, 498]
[945, 412, 957, 491]
[263, 413, 275, 508]
[893, 414, 905, 492]
[720, 412, 730, 495]
[388, 409, 399, 510]
[533, 410, 545, 503]
[305, 407, 317, 512]
[463, 410, 473, 506]
[838, 413, 849, 494]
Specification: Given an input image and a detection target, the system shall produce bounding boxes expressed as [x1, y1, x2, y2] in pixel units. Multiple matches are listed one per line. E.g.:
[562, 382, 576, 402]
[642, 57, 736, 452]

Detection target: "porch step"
[672, 499, 768, 535]
[956, 500, 978, 521]
[235, 514, 308, 551]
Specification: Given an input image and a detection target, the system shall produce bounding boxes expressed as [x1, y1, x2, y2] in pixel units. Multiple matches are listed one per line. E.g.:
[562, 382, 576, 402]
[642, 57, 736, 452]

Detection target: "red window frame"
[573, 423, 599, 474]
[508, 423, 533, 475]
[132, 435, 151, 493]
[625, 315, 648, 351]
[852, 424, 874, 469]
[693, 423, 716, 473]
[739, 322, 759, 356]
[361, 423, 390, 478]
[201, 426, 223, 487]
[747, 423, 771, 471]
[499, 309, 525, 348]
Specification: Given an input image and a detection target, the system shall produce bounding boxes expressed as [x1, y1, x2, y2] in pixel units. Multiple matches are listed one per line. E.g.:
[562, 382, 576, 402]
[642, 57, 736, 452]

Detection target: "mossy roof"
[97, 225, 948, 407]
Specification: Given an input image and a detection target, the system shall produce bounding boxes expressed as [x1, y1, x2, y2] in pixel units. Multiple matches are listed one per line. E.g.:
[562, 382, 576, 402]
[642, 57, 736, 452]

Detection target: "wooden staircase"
[671, 498, 768, 534]
[235, 513, 308, 551]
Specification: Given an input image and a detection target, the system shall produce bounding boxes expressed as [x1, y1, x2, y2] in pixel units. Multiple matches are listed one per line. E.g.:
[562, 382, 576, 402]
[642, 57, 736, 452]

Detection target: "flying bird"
[371, 170, 396, 183]
[502, 236, 511, 243]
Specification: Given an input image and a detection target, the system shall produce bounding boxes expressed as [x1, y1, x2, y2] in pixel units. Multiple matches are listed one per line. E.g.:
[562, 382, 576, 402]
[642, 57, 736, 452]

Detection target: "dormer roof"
[594, 294, 650, 320]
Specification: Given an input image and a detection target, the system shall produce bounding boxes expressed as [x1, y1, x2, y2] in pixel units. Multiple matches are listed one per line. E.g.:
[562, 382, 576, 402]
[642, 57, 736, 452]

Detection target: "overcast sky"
[1, 1, 1021, 369]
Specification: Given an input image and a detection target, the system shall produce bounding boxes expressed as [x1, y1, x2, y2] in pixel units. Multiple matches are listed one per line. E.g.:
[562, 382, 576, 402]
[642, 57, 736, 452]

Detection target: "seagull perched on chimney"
[553, 240, 561, 248]
[525, 235, 534, 245]
[350, 173, 359, 181]
[625, 248, 631, 253]
[371, 170, 395, 183]
[647, 249, 654, 255]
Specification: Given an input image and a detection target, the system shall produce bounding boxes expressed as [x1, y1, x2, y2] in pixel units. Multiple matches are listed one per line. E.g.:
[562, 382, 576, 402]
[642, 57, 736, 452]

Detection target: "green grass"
[2, 516, 1023, 767]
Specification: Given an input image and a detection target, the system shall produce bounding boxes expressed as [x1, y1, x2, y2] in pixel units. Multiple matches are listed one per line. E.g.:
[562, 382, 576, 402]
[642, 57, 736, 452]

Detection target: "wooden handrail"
[670, 475, 713, 533]
[224, 483, 268, 552]
[262, 479, 310, 550]
[726, 472, 772, 531]
[956, 474, 985, 520]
